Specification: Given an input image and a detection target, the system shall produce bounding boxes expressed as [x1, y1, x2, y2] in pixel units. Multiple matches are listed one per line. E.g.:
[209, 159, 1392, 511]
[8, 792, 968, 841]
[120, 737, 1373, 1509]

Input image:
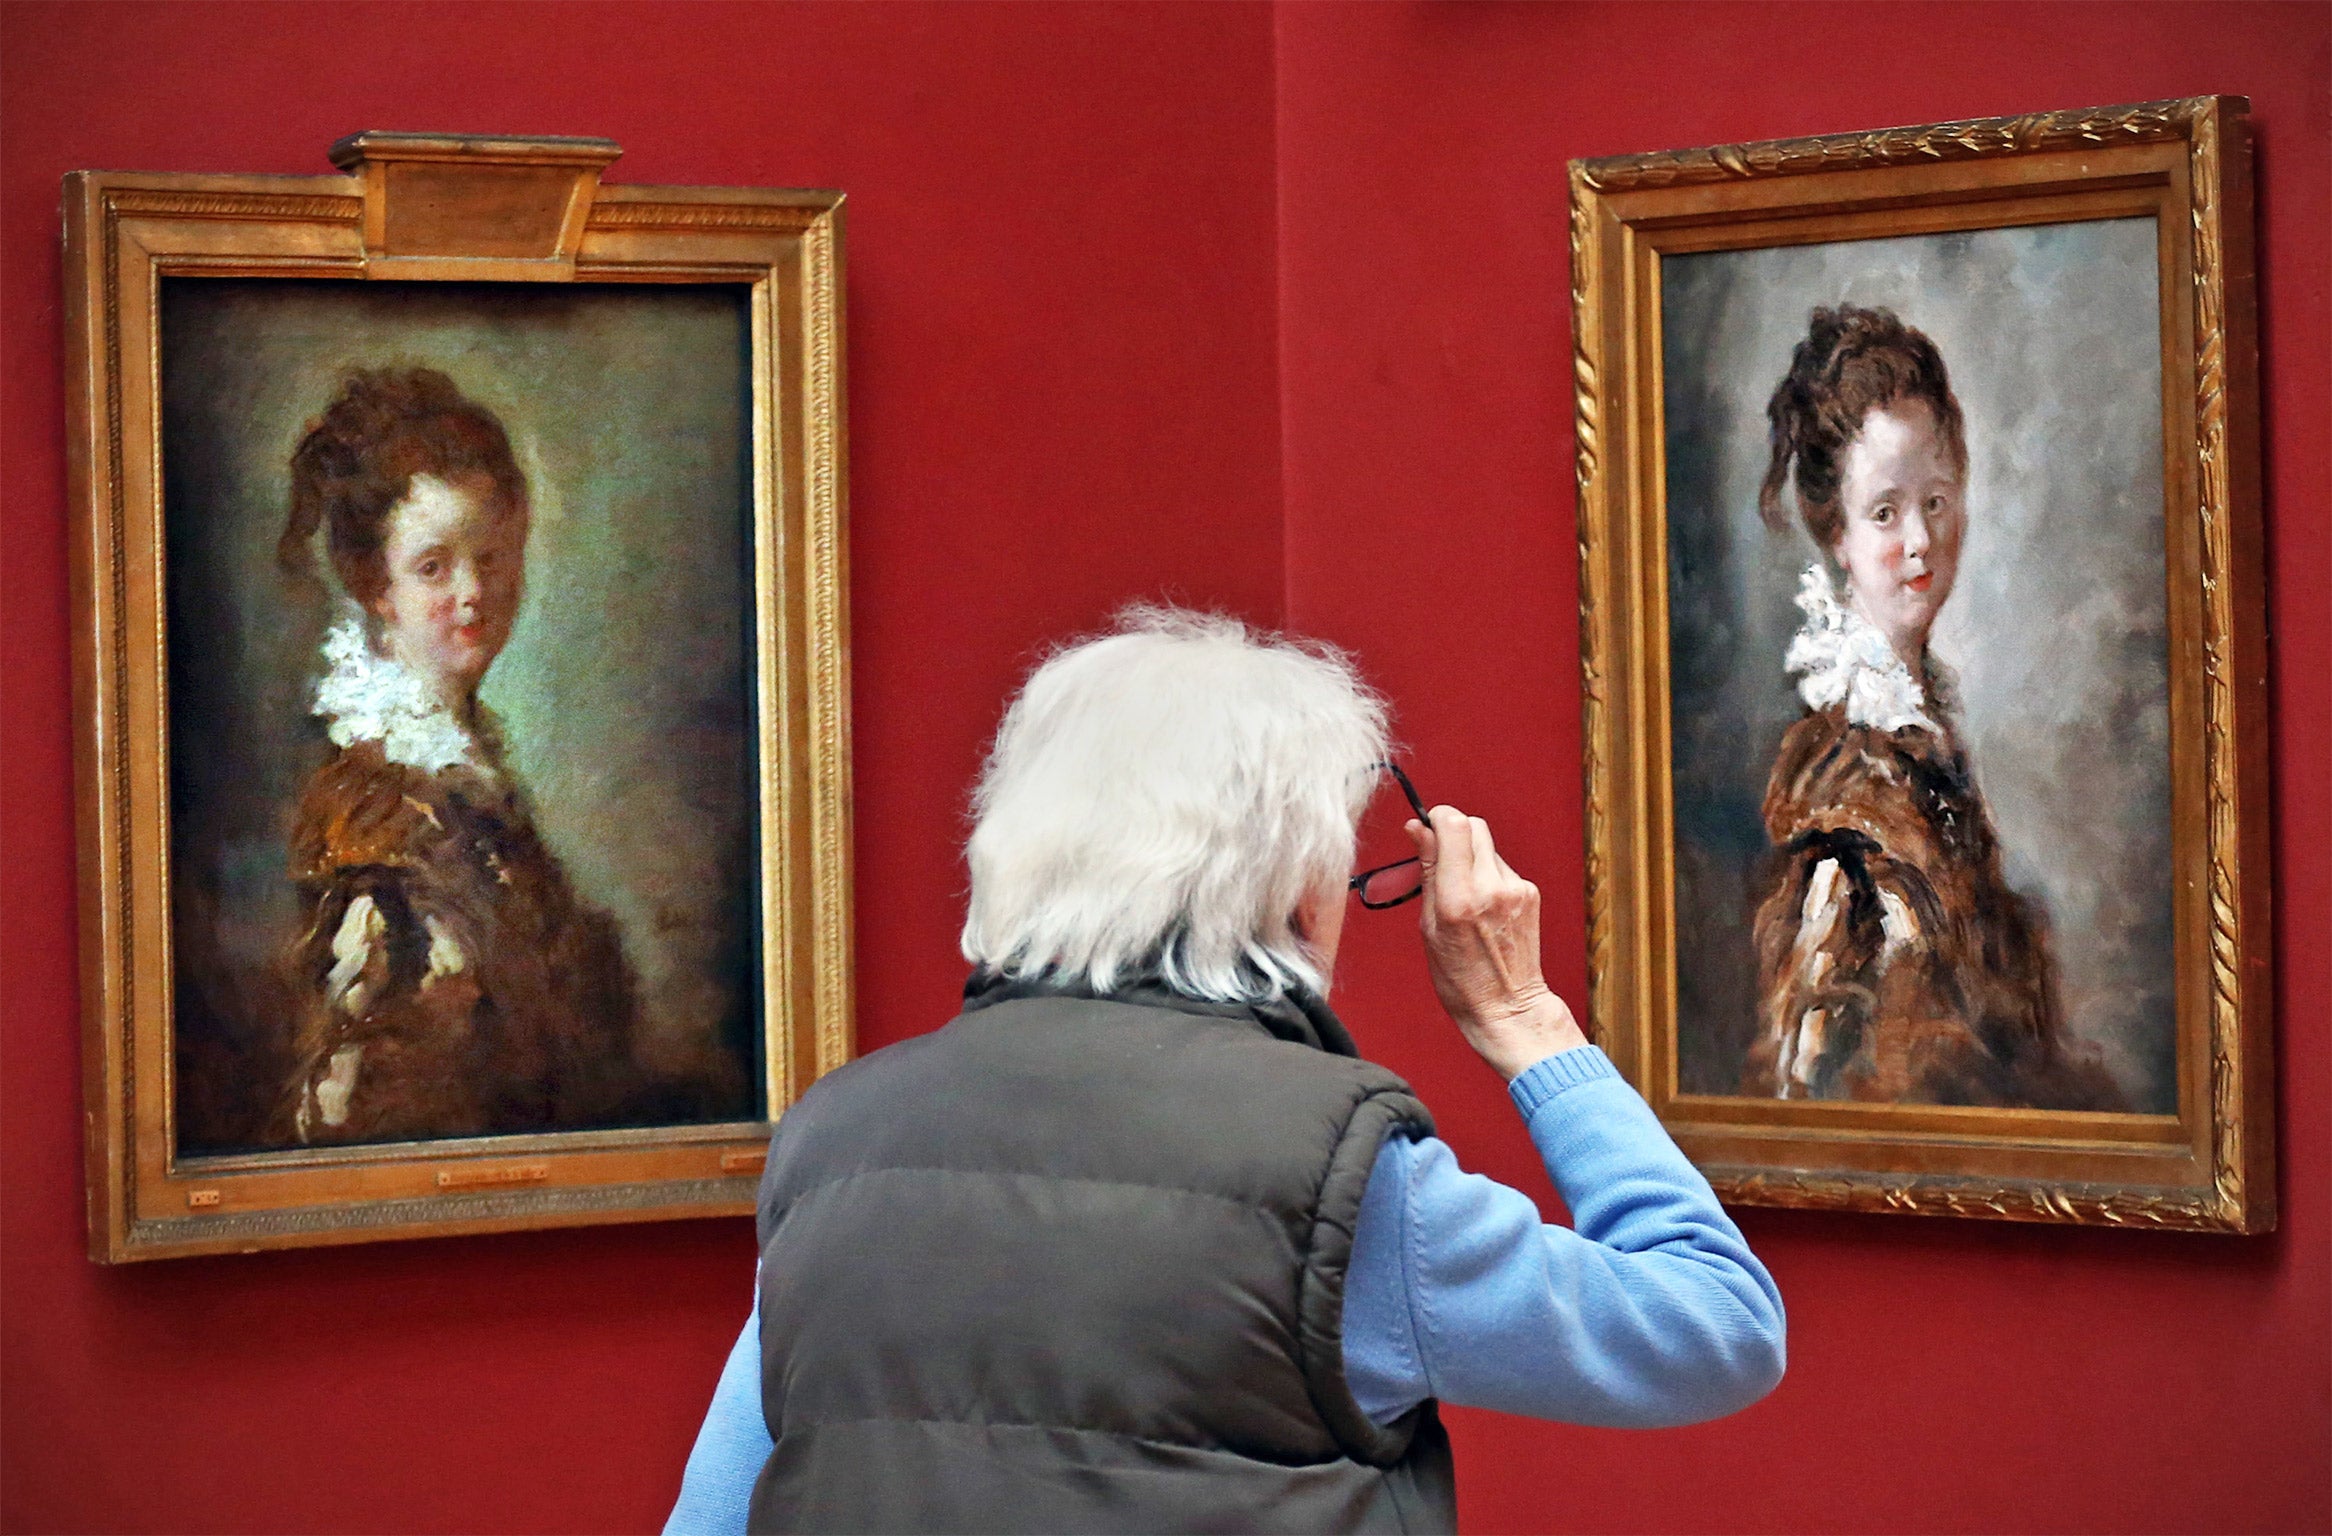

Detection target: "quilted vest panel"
[748, 987, 1456, 1534]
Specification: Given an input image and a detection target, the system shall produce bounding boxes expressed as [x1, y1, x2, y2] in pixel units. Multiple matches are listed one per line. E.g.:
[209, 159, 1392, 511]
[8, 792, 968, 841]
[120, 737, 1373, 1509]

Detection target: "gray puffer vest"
[748, 974, 1456, 1533]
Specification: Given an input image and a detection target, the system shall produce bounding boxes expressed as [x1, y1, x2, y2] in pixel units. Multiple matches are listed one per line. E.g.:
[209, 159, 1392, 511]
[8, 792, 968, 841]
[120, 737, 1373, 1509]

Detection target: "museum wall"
[0, 5, 1286, 1531]
[1275, 4, 2330, 1532]
[3, 2, 2327, 1534]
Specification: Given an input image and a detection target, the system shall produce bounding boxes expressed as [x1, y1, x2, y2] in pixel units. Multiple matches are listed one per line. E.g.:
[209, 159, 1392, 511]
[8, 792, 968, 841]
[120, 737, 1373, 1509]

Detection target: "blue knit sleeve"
[1342, 1132, 1431, 1424]
[1341, 1045, 1785, 1429]
[664, 1291, 772, 1536]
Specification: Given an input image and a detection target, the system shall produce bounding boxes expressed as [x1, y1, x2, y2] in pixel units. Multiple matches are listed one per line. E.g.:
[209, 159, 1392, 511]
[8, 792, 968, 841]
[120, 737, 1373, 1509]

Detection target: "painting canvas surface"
[161, 280, 763, 1153]
[1661, 219, 2176, 1114]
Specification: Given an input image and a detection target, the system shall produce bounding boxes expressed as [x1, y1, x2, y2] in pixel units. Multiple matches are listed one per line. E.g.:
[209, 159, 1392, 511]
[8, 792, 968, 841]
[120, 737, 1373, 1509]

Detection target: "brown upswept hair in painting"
[1758, 305, 1967, 548]
[280, 367, 527, 605]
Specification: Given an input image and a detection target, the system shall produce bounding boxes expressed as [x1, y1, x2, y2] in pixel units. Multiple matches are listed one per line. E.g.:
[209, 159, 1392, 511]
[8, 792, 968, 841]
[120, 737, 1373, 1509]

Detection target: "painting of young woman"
[1660, 221, 2174, 1115]
[161, 280, 765, 1153]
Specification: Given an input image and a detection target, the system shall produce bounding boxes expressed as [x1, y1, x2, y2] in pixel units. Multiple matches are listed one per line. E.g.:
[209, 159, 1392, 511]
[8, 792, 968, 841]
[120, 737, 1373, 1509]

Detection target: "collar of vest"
[960, 969, 1363, 1060]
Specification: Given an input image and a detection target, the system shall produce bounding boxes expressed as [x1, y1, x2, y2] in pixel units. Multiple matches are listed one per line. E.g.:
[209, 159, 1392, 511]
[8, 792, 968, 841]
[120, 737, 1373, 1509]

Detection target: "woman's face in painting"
[371, 471, 528, 703]
[1831, 398, 1965, 664]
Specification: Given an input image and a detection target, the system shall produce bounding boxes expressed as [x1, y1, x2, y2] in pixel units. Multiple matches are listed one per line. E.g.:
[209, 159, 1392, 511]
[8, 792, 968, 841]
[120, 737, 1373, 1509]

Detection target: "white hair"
[961, 605, 1390, 1002]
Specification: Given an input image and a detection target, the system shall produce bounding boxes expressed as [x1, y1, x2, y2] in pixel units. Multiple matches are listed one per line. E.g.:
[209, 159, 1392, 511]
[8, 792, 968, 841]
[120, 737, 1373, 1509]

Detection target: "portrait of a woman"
[268, 367, 642, 1145]
[1741, 306, 2120, 1110]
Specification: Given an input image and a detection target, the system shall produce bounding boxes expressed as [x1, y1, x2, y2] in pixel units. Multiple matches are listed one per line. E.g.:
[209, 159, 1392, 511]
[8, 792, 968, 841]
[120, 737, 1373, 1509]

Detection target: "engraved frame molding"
[65, 134, 854, 1261]
[1569, 98, 2273, 1231]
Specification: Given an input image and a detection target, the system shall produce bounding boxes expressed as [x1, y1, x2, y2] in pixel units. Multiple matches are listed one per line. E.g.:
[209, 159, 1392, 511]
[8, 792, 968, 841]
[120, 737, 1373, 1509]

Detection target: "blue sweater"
[667, 1046, 1784, 1532]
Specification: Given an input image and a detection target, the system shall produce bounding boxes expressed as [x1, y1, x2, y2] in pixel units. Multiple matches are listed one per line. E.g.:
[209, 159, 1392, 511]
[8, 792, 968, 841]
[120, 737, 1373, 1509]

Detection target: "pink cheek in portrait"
[1838, 531, 1896, 625]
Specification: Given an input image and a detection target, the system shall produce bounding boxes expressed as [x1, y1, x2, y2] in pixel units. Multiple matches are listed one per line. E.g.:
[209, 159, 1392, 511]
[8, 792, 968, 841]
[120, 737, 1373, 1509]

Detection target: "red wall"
[4, 3, 2326, 1533]
[0, 5, 1284, 1531]
[1277, 5, 2330, 1532]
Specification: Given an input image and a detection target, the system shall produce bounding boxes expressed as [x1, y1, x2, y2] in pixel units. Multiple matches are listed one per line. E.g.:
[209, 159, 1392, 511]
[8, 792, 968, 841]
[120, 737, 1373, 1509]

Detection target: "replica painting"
[1571, 99, 2272, 1229]
[1668, 237, 2154, 1115]
[67, 135, 853, 1260]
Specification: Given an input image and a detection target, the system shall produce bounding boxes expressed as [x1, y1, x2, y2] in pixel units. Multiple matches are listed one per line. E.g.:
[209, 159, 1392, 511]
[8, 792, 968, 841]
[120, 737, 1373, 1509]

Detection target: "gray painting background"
[161, 280, 762, 1130]
[1661, 220, 2176, 1112]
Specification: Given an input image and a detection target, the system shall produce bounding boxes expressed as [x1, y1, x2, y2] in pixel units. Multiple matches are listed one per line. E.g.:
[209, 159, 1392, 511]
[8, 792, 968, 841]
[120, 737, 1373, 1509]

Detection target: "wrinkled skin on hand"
[1409, 806, 1589, 1080]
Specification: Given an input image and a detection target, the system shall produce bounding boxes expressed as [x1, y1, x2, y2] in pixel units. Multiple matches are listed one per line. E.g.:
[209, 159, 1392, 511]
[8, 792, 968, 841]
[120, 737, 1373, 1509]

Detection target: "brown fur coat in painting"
[1743, 568, 2121, 1110]
[270, 701, 640, 1146]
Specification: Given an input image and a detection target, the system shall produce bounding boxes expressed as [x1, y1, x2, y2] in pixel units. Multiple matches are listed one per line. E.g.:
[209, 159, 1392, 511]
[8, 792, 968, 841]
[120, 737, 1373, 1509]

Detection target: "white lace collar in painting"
[312, 615, 494, 776]
[1782, 563, 1953, 735]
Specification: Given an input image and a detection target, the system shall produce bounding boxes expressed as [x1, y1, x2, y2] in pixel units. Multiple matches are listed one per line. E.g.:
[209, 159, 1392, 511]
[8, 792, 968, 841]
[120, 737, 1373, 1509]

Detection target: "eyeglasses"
[1350, 761, 1431, 909]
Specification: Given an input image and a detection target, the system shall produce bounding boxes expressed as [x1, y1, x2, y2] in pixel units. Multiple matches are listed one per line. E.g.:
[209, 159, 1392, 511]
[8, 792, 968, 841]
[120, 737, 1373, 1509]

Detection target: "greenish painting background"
[160, 279, 761, 1144]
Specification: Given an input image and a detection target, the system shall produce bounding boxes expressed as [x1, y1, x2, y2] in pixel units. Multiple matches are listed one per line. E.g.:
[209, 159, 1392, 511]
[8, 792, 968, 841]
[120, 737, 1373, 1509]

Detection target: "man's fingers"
[1468, 816, 1499, 877]
[1456, 815, 1536, 895]
[1469, 817, 1531, 910]
[1403, 816, 1436, 864]
[1421, 807, 1539, 937]
[1426, 806, 1473, 892]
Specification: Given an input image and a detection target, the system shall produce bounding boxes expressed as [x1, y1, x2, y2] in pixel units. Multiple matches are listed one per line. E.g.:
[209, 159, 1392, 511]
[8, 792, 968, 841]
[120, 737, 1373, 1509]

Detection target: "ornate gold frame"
[1570, 99, 2272, 1230]
[65, 134, 854, 1261]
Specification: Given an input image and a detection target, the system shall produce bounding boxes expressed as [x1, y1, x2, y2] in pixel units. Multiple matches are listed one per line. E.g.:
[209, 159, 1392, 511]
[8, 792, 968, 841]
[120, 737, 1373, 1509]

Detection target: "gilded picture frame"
[65, 133, 853, 1262]
[1571, 98, 2272, 1230]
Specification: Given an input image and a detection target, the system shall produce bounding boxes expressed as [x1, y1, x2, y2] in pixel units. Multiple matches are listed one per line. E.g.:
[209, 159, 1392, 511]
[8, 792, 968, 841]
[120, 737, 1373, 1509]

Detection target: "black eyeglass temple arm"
[1375, 760, 1432, 827]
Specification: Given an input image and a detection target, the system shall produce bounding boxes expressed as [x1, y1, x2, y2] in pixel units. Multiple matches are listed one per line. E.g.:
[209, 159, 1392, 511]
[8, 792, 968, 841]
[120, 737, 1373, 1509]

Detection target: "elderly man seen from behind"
[669, 606, 1785, 1534]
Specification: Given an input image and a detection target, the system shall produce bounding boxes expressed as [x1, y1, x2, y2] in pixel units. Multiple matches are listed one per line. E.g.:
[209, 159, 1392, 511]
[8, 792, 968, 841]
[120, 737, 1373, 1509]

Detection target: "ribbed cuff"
[1507, 1044, 1620, 1121]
